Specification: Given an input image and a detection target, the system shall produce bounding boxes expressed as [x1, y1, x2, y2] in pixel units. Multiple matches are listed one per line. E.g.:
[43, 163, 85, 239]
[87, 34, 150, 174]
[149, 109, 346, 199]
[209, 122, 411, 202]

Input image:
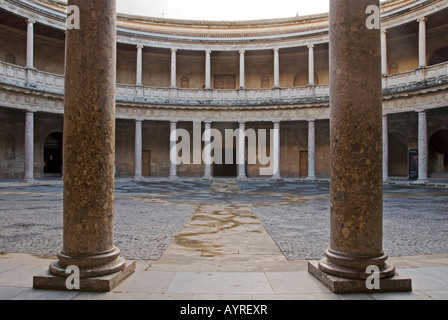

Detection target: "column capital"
[381, 29, 388, 34]
[135, 119, 143, 123]
[25, 110, 36, 114]
[239, 50, 246, 55]
[171, 48, 177, 53]
[307, 44, 314, 49]
[205, 49, 212, 54]
[26, 19, 35, 24]
[417, 17, 427, 23]
[273, 48, 280, 53]
[136, 44, 144, 49]
[238, 121, 246, 125]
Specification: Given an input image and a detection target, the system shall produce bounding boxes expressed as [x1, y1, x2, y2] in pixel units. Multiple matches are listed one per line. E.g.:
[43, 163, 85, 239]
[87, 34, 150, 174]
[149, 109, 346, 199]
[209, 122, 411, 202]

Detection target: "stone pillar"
[169, 121, 178, 179]
[272, 121, 281, 179]
[171, 48, 177, 88]
[205, 50, 212, 90]
[273, 48, 280, 88]
[308, 45, 315, 86]
[417, 111, 428, 183]
[23, 111, 35, 183]
[203, 122, 213, 180]
[381, 30, 388, 75]
[237, 122, 247, 179]
[34, 0, 135, 292]
[306, 120, 316, 180]
[383, 115, 389, 182]
[136, 45, 143, 86]
[309, 0, 411, 293]
[134, 120, 143, 180]
[418, 17, 427, 68]
[26, 19, 34, 69]
[239, 50, 245, 89]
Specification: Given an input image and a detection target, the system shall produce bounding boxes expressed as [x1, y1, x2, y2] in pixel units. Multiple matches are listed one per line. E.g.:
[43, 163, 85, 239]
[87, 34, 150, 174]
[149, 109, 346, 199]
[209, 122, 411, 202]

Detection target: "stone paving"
[0, 179, 447, 262]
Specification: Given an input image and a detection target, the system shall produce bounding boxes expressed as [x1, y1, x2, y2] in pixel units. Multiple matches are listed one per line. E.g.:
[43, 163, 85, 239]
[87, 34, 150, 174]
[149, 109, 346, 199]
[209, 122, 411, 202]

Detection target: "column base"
[237, 175, 247, 180]
[414, 179, 429, 185]
[271, 175, 282, 181]
[33, 261, 135, 293]
[308, 261, 412, 294]
[306, 176, 317, 181]
[203, 175, 213, 180]
[133, 175, 144, 182]
[21, 178, 36, 183]
[169, 175, 179, 180]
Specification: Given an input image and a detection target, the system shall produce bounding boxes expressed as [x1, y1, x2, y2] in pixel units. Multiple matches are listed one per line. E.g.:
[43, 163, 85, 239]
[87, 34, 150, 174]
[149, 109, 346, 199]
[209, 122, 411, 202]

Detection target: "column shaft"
[239, 50, 245, 89]
[318, 0, 395, 280]
[49, 0, 125, 278]
[383, 115, 389, 182]
[381, 30, 388, 75]
[308, 45, 315, 86]
[417, 111, 428, 182]
[136, 45, 143, 86]
[203, 122, 212, 179]
[273, 49, 280, 88]
[26, 19, 34, 69]
[272, 122, 281, 179]
[307, 120, 316, 180]
[23, 111, 35, 182]
[134, 120, 143, 180]
[169, 121, 178, 179]
[237, 122, 247, 179]
[171, 49, 177, 88]
[418, 18, 427, 68]
[205, 50, 211, 90]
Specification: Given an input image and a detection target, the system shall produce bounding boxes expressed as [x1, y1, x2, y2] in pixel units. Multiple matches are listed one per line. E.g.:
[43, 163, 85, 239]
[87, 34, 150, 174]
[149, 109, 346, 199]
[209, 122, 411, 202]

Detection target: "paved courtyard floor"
[0, 178, 447, 300]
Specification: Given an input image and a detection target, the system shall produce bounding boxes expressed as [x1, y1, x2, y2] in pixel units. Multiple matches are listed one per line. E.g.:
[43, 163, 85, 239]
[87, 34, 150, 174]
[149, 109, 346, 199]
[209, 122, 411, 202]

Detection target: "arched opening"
[429, 47, 448, 66]
[44, 132, 63, 177]
[429, 129, 448, 176]
[389, 132, 408, 177]
[5, 53, 16, 65]
[181, 76, 189, 88]
[261, 76, 270, 88]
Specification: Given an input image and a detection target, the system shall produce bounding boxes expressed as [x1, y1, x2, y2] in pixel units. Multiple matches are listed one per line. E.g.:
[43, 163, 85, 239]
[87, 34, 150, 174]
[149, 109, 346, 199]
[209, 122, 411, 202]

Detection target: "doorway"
[44, 132, 63, 177]
[142, 150, 151, 177]
[213, 148, 237, 177]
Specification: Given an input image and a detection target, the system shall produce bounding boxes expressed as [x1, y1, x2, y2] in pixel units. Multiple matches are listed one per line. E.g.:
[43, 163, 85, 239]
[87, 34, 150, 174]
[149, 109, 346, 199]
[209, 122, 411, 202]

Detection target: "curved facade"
[0, 0, 447, 180]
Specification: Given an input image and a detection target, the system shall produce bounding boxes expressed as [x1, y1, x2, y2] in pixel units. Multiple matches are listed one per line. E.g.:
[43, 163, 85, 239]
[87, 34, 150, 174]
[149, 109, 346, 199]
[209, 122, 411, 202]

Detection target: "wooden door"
[214, 75, 236, 89]
[299, 151, 308, 177]
[142, 150, 151, 177]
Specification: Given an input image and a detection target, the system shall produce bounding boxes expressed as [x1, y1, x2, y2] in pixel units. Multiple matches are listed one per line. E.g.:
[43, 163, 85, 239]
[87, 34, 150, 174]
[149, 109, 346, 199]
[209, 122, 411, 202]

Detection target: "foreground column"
[203, 122, 213, 180]
[171, 49, 177, 88]
[239, 50, 245, 89]
[23, 111, 35, 183]
[237, 122, 247, 179]
[309, 0, 411, 293]
[169, 121, 178, 179]
[272, 121, 281, 180]
[381, 30, 388, 75]
[134, 120, 143, 180]
[34, 0, 134, 292]
[306, 120, 316, 180]
[417, 111, 428, 183]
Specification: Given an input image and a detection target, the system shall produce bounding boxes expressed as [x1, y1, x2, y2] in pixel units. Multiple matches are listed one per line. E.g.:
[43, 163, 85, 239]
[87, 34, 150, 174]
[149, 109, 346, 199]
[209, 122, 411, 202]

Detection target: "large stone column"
[134, 120, 143, 180]
[205, 50, 212, 90]
[34, 0, 134, 292]
[381, 30, 388, 75]
[237, 122, 247, 179]
[309, 0, 411, 293]
[169, 121, 178, 179]
[383, 115, 389, 182]
[26, 19, 34, 69]
[239, 50, 245, 89]
[308, 45, 315, 86]
[171, 48, 177, 88]
[203, 122, 213, 180]
[417, 111, 429, 183]
[272, 121, 281, 180]
[273, 48, 280, 88]
[23, 111, 35, 183]
[306, 120, 316, 180]
[136, 45, 143, 86]
[418, 17, 427, 68]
